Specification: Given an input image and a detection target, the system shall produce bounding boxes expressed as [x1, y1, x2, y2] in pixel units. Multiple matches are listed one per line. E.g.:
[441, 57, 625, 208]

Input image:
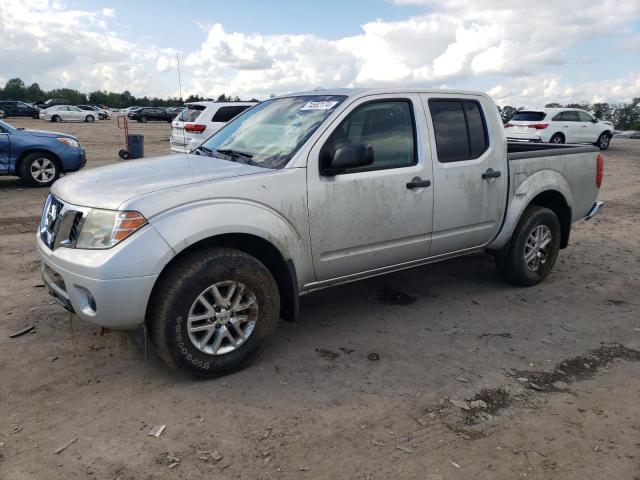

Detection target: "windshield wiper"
[194, 145, 214, 156]
[216, 148, 253, 159]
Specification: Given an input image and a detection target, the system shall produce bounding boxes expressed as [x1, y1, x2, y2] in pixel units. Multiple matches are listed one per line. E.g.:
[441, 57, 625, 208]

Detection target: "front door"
[421, 95, 508, 256]
[307, 95, 434, 282]
[0, 128, 10, 174]
[576, 111, 597, 142]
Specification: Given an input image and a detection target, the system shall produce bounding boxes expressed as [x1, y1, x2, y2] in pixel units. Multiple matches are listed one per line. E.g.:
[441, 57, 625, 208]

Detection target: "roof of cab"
[277, 87, 490, 100]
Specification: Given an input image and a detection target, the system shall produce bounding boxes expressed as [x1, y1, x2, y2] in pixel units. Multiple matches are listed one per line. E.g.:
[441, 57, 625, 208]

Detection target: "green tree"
[24, 82, 44, 102]
[498, 105, 518, 123]
[3, 78, 26, 100]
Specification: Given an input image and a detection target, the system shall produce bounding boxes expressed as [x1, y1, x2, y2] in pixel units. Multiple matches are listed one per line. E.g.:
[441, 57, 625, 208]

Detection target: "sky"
[0, 0, 638, 107]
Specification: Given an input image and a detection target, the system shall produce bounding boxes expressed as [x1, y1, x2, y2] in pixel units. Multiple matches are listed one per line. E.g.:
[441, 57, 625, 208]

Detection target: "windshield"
[199, 95, 346, 169]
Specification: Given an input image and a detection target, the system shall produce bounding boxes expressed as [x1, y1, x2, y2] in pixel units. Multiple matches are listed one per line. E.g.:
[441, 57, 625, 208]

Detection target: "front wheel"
[149, 247, 280, 377]
[85, 115, 95, 123]
[495, 206, 561, 286]
[19, 152, 60, 187]
[139, 115, 147, 123]
[595, 132, 611, 150]
[52, 115, 62, 123]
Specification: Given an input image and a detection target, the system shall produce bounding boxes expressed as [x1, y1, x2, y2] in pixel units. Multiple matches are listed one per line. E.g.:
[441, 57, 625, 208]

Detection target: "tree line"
[0, 78, 259, 109]
[498, 98, 640, 130]
[2, 78, 638, 129]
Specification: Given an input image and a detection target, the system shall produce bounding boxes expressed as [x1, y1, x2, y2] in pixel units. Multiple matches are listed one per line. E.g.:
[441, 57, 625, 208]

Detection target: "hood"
[51, 154, 271, 210]
[22, 128, 78, 140]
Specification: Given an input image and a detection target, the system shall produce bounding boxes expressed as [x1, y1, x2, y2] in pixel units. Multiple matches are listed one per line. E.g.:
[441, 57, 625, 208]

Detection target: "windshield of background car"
[200, 95, 346, 169]
[178, 104, 206, 122]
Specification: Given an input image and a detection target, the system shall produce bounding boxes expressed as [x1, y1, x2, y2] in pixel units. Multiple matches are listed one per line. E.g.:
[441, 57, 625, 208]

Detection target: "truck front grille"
[39, 194, 89, 250]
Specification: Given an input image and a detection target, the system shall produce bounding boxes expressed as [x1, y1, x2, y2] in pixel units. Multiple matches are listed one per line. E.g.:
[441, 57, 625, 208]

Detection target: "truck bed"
[508, 141, 598, 160]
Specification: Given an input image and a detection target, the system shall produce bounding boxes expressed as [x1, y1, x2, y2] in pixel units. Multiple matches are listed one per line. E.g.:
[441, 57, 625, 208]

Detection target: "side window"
[577, 111, 593, 122]
[464, 102, 488, 158]
[559, 111, 579, 121]
[429, 99, 488, 163]
[212, 106, 249, 123]
[322, 100, 416, 173]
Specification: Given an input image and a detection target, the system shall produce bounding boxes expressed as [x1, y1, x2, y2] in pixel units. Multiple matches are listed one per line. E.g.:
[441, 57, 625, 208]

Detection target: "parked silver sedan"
[40, 105, 97, 123]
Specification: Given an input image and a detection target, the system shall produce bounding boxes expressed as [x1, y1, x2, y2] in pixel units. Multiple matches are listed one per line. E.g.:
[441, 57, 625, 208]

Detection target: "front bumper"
[62, 148, 87, 172]
[37, 224, 173, 330]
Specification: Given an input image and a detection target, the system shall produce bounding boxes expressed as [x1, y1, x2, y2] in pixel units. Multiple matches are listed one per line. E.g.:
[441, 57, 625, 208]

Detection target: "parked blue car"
[0, 119, 86, 187]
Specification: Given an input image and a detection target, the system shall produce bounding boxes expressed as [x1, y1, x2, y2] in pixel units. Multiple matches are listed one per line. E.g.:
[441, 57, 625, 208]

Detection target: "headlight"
[57, 137, 80, 148]
[76, 209, 147, 249]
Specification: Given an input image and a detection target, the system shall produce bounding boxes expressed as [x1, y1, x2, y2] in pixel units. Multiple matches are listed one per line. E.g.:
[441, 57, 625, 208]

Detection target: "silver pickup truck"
[37, 88, 604, 376]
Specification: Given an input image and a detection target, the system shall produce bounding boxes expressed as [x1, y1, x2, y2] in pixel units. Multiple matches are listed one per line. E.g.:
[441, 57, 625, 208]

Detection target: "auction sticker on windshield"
[300, 101, 339, 111]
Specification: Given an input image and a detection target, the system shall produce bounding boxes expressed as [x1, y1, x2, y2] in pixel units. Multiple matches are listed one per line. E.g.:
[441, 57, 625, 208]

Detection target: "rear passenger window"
[212, 106, 250, 123]
[429, 99, 488, 162]
[553, 111, 579, 121]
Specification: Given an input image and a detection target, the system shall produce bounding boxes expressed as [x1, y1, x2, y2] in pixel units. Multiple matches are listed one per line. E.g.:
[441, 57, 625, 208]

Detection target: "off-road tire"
[495, 206, 561, 286]
[148, 247, 280, 378]
[549, 133, 564, 144]
[19, 152, 60, 187]
[595, 132, 611, 150]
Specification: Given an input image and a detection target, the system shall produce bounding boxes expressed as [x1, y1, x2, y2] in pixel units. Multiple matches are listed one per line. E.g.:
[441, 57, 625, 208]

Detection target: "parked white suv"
[40, 105, 97, 123]
[505, 108, 614, 150]
[170, 101, 256, 153]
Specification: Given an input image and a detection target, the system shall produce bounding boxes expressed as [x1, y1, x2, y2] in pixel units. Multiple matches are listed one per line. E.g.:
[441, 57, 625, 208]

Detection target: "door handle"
[482, 168, 502, 179]
[406, 177, 431, 189]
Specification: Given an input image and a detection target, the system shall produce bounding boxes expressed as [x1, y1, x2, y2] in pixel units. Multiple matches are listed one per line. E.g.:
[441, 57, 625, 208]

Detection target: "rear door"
[421, 94, 508, 256]
[553, 111, 580, 142]
[307, 94, 434, 281]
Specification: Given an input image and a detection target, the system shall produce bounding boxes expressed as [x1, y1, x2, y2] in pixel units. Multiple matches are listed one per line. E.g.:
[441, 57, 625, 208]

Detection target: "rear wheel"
[19, 152, 60, 187]
[149, 247, 280, 377]
[549, 133, 564, 144]
[495, 206, 561, 286]
[595, 132, 611, 150]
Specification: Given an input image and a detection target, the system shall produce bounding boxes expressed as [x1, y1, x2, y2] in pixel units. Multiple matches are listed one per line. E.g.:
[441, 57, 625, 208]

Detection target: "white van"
[170, 101, 256, 153]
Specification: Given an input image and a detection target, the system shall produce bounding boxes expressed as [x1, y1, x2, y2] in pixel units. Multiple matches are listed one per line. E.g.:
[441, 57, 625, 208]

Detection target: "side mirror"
[322, 143, 374, 175]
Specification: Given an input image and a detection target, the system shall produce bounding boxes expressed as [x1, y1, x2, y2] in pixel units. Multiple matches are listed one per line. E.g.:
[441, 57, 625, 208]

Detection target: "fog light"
[74, 286, 97, 315]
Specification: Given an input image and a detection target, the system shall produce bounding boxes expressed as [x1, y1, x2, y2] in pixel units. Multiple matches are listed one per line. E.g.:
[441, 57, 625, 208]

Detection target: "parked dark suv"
[128, 107, 175, 123]
[0, 101, 40, 118]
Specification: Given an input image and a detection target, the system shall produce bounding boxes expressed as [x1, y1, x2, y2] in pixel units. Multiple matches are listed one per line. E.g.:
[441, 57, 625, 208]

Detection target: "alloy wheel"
[187, 281, 258, 355]
[523, 224, 552, 271]
[30, 158, 56, 183]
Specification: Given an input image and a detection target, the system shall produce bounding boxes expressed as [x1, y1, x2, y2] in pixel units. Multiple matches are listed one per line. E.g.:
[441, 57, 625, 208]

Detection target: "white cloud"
[0, 0, 638, 105]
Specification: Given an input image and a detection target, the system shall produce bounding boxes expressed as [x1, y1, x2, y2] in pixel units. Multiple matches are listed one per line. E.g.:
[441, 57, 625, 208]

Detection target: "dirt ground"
[1, 117, 639, 480]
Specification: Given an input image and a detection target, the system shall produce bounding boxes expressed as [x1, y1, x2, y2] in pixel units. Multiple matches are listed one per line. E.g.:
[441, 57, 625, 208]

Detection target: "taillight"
[184, 124, 206, 133]
[596, 154, 604, 188]
[504, 123, 513, 128]
[528, 123, 549, 130]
